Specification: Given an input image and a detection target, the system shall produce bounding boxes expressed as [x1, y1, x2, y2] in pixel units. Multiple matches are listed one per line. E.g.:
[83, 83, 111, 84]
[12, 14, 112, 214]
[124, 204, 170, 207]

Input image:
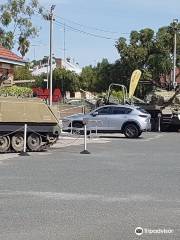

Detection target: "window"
[136, 107, 148, 114]
[97, 106, 112, 115]
[112, 107, 132, 114]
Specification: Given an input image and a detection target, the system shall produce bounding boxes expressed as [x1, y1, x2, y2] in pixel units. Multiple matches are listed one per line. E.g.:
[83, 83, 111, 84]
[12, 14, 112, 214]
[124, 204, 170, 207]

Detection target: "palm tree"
[18, 36, 30, 57]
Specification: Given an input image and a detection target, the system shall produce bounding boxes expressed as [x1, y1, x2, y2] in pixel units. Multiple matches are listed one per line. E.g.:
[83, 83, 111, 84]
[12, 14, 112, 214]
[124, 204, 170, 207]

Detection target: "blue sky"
[2, 0, 180, 67]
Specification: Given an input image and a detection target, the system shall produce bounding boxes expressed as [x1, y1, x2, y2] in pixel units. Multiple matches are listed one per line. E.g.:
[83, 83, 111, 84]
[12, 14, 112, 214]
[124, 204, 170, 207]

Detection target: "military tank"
[134, 87, 180, 131]
[99, 83, 180, 131]
[0, 97, 61, 153]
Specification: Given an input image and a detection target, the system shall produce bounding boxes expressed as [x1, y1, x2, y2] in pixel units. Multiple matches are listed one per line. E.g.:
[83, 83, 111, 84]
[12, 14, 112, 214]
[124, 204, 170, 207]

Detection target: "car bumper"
[142, 122, 151, 131]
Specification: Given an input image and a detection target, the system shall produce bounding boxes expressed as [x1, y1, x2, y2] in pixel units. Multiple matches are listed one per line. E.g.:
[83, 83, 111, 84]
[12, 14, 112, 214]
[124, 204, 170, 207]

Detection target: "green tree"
[95, 58, 112, 92]
[80, 59, 116, 93]
[14, 65, 33, 80]
[116, 29, 155, 78]
[0, 0, 44, 56]
[53, 68, 80, 93]
[115, 25, 180, 88]
[80, 65, 97, 91]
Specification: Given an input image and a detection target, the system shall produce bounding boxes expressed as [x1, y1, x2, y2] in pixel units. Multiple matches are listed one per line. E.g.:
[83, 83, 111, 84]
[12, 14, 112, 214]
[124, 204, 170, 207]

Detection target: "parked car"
[62, 104, 151, 138]
[66, 99, 84, 105]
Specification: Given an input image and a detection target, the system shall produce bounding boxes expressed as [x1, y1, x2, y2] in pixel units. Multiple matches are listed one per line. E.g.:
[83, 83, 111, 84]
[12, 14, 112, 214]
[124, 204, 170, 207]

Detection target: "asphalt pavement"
[0, 132, 180, 239]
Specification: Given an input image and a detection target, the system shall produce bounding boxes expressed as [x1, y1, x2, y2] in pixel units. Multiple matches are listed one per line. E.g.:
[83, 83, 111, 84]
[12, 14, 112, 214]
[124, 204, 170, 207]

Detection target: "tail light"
[138, 114, 148, 118]
[139, 114, 150, 122]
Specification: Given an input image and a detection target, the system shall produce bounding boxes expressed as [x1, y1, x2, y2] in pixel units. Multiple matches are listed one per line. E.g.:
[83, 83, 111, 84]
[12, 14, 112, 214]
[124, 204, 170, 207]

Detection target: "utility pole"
[61, 22, 66, 99]
[48, 5, 56, 106]
[63, 22, 66, 61]
[46, 56, 50, 90]
[173, 19, 178, 90]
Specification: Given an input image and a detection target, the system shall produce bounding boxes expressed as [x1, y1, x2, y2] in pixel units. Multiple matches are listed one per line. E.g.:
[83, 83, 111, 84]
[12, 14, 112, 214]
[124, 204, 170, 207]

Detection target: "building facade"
[0, 45, 25, 87]
[31, 57, 82, 76]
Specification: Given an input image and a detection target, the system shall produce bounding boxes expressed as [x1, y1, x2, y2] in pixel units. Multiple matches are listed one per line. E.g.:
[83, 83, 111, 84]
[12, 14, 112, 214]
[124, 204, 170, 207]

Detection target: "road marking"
[0, 190, 167, 203]
[0, 153, 19, 163]
[53, 137, 110, 148]
[30, 152, 52, 156]
[100, 134, 165, 142]
[142, 134, 165, 142]
[96, 133, 165, 142]
[1, 191, 180, 204]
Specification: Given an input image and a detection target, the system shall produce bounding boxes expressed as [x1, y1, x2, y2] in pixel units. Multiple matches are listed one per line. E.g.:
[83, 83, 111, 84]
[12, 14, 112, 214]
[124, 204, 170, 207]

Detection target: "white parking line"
[53, 137, 110, 149]
[0, 153, 19, 163]
[0, 190, 155, 203]
[0, 190, 179, 204]
[97, 133, 165, 142]
[141, 134, 165, 142]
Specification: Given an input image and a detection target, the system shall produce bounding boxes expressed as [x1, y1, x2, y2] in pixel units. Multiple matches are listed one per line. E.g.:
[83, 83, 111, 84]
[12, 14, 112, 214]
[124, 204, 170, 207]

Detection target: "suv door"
[90, 106, 113, 131]
[108, 106, 133, 131]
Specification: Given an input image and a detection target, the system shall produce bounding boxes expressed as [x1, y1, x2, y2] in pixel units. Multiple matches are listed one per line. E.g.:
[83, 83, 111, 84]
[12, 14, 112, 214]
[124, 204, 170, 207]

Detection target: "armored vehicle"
[0, 97, 61, 153]
[95, 83, 180, 131]
[134, 87, 180, 131]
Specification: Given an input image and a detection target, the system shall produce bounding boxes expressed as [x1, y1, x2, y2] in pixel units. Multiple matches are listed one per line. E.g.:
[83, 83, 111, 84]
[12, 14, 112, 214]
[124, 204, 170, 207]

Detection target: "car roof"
[97, 104, 138, 109]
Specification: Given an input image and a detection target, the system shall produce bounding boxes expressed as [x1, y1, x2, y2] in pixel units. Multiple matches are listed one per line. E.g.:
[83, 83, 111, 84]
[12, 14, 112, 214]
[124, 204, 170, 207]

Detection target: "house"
[60, 58, 82, 75]
[174, 68, 180, 85]
[0, 45, 26, 87]
[31, 57, 82, 76]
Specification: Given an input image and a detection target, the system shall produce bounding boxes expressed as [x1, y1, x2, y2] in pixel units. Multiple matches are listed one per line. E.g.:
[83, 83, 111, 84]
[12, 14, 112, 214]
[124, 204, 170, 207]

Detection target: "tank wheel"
[0, 135, 10, 153]
[47, 135, 58, 144]
[11, 133, 24, 152]
[27, 133, 42, 151]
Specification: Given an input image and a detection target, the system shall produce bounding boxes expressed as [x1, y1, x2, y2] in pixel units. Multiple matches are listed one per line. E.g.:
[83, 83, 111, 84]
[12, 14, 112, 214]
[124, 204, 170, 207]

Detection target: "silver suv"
[62, 104, 151, 138]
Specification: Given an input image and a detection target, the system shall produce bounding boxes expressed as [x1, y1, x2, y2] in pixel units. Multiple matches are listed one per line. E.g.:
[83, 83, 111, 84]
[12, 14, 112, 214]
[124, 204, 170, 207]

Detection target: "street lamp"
[173, 19, 178, 90]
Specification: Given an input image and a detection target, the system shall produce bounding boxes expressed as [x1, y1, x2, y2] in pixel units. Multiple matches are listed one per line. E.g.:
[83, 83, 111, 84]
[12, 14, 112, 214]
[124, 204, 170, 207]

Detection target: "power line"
[55, 15, 118, 34]
[34, 8, 130, 40]
[55, 14, 130, 36]
[55, 20, 119, 41]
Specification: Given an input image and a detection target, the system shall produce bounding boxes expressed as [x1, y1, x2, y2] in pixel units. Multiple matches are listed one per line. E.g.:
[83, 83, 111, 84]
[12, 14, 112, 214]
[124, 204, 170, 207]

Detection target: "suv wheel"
[138, 131, 142, 137]
[124, 123, 140, 138]
[72, 122, 84, 135]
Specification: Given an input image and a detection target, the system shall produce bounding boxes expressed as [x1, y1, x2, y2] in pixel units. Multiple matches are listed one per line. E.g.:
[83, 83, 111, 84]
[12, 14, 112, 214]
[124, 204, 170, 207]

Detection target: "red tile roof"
[0, 44, 24, 63]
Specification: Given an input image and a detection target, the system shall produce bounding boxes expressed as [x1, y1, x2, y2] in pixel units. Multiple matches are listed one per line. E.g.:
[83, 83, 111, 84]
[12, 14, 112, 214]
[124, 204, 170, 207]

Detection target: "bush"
[111, 90, 124, 101]
[0, 86, 33, 97]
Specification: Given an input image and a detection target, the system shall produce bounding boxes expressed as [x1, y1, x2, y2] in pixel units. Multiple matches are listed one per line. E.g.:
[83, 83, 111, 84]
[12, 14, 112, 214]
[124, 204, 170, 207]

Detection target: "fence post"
[82, 105, 85, 114]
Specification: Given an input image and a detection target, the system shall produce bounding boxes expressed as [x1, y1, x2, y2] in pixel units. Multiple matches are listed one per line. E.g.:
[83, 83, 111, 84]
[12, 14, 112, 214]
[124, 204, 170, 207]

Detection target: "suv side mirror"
[92, 111, 98, 117]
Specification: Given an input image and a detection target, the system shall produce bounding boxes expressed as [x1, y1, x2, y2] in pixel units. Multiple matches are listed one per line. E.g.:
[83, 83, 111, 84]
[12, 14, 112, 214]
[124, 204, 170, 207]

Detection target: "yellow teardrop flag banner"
[129, 69, 142, 98]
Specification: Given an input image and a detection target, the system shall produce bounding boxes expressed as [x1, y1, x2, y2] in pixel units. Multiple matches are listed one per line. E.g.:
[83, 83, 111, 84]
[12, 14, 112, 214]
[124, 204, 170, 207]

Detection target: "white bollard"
[84, 124, 87, 150]
[20, 123, 29, 156]
[70, 121, 73, 134]
[80, 119, 90, 154]
[95, 121, 98, 136]
[23, 123, 27, 153]
[158, 113, 161, 132]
